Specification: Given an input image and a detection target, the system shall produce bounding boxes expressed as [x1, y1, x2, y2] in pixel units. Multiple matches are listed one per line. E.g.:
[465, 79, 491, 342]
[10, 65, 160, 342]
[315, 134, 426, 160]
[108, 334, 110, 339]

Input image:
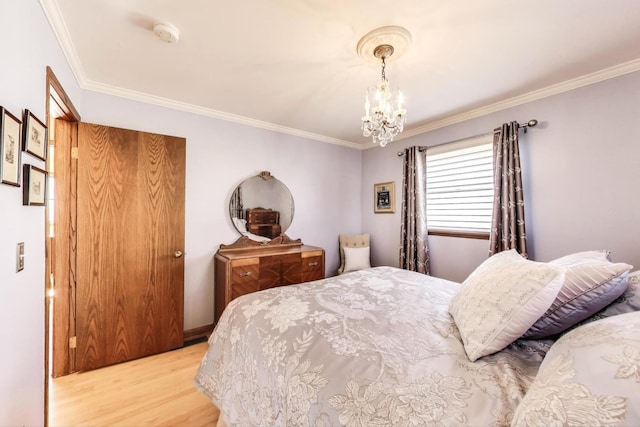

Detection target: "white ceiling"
[42, 0, 640, 149]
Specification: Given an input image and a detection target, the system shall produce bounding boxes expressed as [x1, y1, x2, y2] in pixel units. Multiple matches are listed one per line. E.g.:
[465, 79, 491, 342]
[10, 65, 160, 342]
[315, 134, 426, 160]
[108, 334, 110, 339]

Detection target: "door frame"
[44, 66, 81, 425]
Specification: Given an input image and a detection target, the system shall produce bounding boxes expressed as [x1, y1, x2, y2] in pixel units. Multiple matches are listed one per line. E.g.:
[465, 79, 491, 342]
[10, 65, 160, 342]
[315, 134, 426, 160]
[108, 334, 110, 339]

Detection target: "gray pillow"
[588, 270, 640, 319]
[522, 252, 632, 339]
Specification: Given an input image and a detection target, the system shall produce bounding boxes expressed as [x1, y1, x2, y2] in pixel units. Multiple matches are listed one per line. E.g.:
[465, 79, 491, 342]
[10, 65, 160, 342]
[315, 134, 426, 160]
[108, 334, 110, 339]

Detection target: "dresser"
[214, 236, 325, 324]
[246, 207, 281, 239]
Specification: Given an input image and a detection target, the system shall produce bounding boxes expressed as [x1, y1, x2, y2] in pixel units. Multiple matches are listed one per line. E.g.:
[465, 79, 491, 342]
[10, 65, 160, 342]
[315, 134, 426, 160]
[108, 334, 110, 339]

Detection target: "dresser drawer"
[247, 223, 281, 239]
[302, 252, 324, 282]
[259, 253, 301, 290]
[246, 208, 279, 225]
[230, 259, 259, 300]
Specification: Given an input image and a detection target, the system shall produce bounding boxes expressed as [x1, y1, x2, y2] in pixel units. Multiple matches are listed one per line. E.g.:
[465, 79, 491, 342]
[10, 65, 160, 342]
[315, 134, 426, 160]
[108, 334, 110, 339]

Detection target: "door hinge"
[69, 336, 77, 349]
[71, 147, 78, 159]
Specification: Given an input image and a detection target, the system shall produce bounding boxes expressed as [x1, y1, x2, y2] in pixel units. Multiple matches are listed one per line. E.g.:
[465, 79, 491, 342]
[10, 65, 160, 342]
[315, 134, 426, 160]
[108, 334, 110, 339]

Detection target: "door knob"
[174, 250, 184, 258]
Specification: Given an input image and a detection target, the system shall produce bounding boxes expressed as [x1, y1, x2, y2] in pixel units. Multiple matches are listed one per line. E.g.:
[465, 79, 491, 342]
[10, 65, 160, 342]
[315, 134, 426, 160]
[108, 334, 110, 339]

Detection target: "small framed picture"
[374, 181, 395, 213]
[23, 164, 47, 206]
[0, 107, 22, 186]
[23, 109, 48, 161]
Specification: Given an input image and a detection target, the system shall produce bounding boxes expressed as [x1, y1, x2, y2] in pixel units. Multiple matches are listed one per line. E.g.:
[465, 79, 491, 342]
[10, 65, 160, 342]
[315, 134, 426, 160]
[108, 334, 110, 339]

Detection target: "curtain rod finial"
[520, 119, 538, 132]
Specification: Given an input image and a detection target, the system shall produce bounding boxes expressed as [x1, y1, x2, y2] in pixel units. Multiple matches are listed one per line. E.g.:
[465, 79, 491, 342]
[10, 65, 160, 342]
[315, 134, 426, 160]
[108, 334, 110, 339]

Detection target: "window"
[426, 135, 493, 236]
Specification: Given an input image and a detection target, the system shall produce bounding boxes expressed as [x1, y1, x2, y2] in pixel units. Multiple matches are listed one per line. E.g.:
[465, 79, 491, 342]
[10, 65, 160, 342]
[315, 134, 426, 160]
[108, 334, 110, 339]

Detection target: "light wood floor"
[49, 342, 220, 426]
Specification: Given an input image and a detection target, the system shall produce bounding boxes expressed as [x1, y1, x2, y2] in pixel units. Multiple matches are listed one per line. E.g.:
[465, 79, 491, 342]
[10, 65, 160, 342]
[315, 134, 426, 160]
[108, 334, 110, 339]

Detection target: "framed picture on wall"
[374, 181, 395, 213]
[23, 164, 47, 206]
[0, 106, 22, 187]
[22, 109, 48, 161]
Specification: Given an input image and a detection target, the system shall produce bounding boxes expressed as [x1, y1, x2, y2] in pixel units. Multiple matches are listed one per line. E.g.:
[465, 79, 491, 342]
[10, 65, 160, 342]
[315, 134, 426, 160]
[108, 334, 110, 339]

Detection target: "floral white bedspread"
[195, 266, 551, 426]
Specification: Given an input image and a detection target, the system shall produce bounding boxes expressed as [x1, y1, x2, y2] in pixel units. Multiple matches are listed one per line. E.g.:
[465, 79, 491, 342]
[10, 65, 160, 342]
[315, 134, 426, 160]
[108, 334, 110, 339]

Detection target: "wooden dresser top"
[217, 244, 324, 260]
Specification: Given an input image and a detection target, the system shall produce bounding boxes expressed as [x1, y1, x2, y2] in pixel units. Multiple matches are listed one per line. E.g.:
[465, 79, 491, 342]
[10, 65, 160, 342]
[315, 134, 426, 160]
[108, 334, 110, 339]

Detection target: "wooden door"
[75, 123, 185, 372]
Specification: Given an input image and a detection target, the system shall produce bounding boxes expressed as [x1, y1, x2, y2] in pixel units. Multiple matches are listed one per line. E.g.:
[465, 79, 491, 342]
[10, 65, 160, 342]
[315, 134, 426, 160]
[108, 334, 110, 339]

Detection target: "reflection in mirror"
[229, 171, 294, 241]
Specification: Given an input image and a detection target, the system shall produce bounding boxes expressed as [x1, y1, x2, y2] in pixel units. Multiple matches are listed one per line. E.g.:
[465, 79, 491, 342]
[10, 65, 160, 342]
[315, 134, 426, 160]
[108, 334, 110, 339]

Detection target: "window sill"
[427, 229, 490, 240]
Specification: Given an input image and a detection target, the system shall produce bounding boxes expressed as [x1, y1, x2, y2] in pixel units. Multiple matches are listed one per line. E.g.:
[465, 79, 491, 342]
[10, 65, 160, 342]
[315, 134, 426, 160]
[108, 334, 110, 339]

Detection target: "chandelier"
[357, 26, 411, 148]
[361, 44, 406, 147]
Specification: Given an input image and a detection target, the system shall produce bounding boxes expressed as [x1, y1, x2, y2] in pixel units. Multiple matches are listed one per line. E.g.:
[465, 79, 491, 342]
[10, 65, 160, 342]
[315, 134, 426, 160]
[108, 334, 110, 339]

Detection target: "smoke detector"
[153, 22, 179, 43]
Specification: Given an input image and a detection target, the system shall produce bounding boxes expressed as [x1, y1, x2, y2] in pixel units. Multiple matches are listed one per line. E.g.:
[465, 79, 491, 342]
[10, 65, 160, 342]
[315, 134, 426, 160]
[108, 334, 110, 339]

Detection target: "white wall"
[0, 1, 82, 425]
[363, 70, 640, 283]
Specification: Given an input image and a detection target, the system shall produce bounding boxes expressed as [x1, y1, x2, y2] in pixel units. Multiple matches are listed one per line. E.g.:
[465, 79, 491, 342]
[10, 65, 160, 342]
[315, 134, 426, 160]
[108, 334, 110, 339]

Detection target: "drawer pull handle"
[239, 271, 253, 277]
[308, 262, 319, 267]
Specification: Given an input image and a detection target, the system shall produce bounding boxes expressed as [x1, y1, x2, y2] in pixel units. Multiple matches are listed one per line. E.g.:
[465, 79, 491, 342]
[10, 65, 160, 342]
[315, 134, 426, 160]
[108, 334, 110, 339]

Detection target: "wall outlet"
[16, 242, 24, 272]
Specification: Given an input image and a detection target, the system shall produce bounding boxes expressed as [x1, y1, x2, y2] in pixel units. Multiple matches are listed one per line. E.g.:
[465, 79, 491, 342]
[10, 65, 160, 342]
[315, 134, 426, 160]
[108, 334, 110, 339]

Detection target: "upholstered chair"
[338, 234, 371, 275]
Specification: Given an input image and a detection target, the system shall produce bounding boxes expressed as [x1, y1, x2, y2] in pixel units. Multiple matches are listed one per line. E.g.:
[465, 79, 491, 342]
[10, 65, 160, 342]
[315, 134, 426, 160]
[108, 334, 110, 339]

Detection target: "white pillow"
[232, 217, 247, 232]
[513, 311, 640, 426]
[449, 249, 565, 361]
[343, 246, 371, 273]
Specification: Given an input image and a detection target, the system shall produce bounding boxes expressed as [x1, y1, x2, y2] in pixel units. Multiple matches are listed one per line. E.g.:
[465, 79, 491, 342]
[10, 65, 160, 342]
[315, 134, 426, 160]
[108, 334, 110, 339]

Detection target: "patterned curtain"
[400, 146, 430, 274]
[489, 122, 527, 257]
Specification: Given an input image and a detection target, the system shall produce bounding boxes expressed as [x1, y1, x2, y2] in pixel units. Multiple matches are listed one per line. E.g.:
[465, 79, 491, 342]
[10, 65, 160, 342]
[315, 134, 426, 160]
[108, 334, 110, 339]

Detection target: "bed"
[196, 251, 640, 426]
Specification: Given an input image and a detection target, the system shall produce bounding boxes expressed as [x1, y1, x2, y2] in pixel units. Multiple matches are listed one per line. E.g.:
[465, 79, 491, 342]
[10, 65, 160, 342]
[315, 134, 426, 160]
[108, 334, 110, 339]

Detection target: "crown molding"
[41, 0, 640, 152]
[82, 79, 362, 149]
[39, 0, 361, 149]
[395, 57, 640, 143]
[39, 0, 89, 87]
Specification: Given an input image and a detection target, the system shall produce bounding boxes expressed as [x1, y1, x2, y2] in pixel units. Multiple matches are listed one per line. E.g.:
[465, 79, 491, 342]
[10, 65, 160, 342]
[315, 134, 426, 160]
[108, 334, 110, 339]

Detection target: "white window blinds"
[426, 135, 494, 232]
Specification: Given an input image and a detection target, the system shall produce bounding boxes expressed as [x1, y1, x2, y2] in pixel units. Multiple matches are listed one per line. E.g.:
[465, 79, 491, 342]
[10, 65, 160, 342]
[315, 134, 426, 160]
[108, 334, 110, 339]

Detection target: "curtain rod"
[494, 119, 538, 133]
[397, 119, 538, 156]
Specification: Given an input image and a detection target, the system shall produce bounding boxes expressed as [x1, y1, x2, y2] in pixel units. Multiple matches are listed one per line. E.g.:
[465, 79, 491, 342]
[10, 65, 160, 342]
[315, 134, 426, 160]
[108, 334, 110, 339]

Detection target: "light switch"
[16, 242, 24, 272]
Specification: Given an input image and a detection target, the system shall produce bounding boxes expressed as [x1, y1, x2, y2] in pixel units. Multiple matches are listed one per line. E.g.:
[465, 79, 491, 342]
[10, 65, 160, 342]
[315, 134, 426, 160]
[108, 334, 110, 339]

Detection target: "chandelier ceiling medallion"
[357, 26, 412, 147]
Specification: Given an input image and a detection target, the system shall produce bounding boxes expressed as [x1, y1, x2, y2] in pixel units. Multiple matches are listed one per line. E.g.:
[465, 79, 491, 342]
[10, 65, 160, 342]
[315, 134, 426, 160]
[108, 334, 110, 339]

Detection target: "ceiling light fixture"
[358, 26, 411, 147]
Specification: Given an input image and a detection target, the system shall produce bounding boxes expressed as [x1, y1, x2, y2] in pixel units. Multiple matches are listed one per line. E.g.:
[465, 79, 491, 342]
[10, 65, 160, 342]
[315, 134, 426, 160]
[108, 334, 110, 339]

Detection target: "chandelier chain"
[381, 57, 387, 81]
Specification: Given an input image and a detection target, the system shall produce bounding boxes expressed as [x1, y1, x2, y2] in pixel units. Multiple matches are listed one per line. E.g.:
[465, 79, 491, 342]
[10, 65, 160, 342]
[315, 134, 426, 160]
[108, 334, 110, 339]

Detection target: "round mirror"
[229, 171, 294, 241]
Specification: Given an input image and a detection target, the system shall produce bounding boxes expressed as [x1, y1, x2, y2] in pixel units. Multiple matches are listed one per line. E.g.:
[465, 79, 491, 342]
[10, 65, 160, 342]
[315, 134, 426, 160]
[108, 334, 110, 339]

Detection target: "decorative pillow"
[513, 311, 640, 427]
[547, 249, 611, 263]
[448, 249, 565, 361]
[584, 270, 640, 320]
[342, 246, 371, 273]
[522, 253, 632, 339]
